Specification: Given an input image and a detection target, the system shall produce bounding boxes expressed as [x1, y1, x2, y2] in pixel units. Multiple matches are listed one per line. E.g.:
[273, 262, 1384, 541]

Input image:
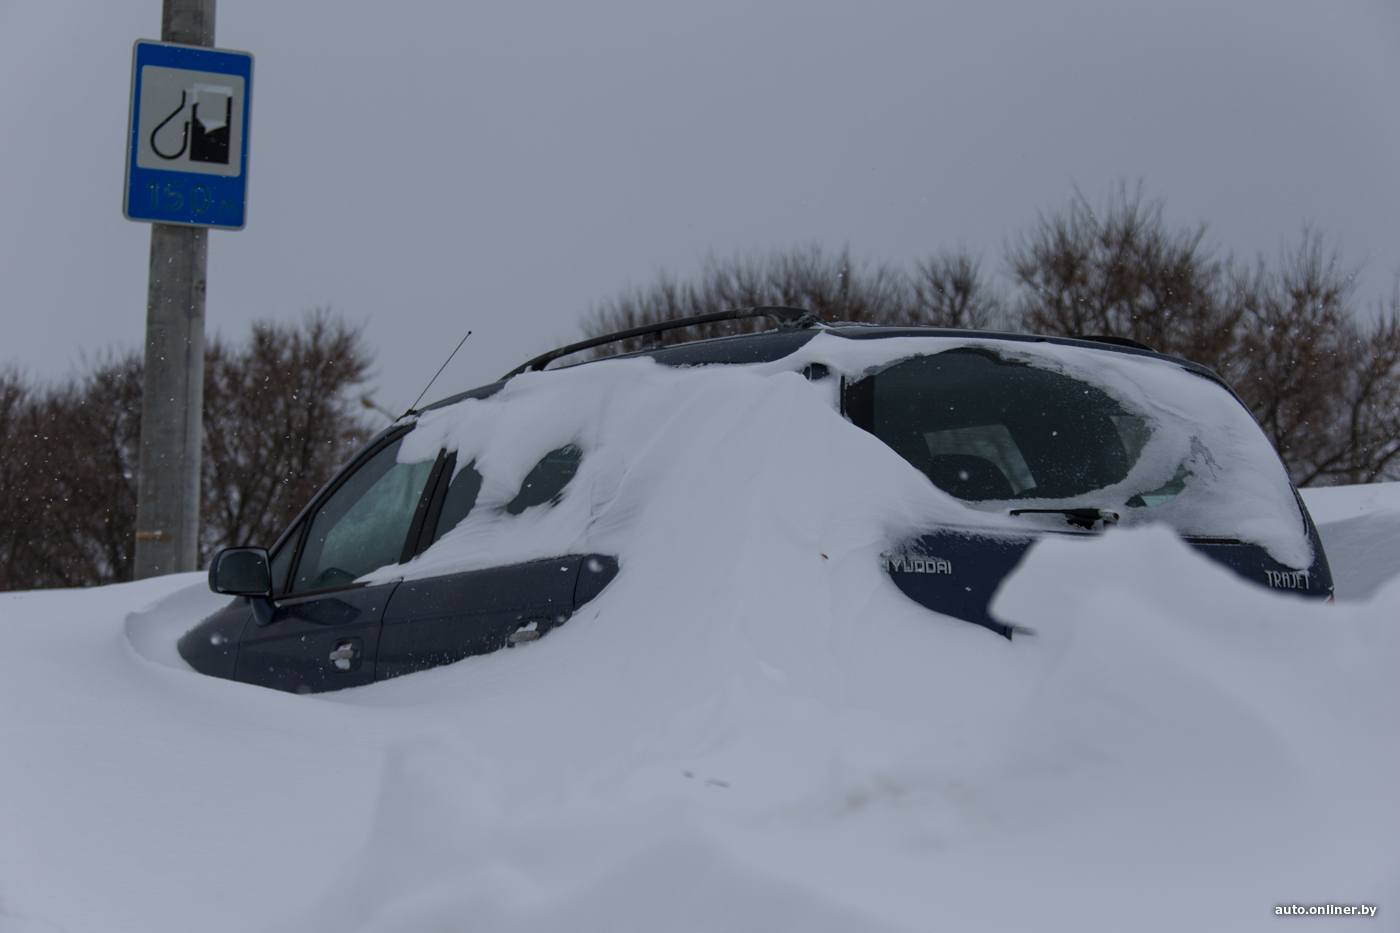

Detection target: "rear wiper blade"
[1008, 508, 1120, 530]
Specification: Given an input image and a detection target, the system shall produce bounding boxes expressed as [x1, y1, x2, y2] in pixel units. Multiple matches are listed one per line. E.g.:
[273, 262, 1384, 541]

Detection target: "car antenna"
[405, 330, 472, 416]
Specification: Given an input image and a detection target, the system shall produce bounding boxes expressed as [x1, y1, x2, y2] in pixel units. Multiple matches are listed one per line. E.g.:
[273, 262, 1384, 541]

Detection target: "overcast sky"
[1, 0, 1397, 413]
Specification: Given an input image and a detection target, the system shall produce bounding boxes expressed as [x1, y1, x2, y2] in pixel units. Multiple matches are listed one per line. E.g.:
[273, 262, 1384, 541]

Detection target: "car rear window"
[861, 349, 1141, 501]
[843, 343, 1312, 566]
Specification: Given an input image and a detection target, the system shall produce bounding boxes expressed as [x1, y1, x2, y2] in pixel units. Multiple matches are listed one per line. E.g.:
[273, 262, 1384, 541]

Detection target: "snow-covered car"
[180, 307, 1333, 693]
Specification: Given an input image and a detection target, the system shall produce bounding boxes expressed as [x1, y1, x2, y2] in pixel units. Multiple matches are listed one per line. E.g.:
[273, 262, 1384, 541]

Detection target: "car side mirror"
[209, 547, 272, 598]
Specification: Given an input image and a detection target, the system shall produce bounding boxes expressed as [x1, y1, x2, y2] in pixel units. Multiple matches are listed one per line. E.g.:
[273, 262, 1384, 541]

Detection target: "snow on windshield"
[379, 330, 1309, 584]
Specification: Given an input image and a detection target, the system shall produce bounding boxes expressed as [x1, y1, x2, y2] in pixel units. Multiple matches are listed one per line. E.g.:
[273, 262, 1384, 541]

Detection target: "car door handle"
[329, 639, 363, 671]
[508, 621, 543, 644]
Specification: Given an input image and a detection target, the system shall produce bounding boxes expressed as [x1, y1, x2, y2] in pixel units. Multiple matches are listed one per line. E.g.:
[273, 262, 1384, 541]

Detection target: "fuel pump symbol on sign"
[149, 84, 233, 165]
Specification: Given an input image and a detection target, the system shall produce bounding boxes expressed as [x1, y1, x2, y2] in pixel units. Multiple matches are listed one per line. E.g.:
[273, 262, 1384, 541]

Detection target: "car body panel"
[886, 532, 1032, 638]
[378, 555, 598, 681]
[179, 554, 620, 692]
[176, 598, 248, 680]
[889, 522, 1334, 638]
[234, 582, 398, 692]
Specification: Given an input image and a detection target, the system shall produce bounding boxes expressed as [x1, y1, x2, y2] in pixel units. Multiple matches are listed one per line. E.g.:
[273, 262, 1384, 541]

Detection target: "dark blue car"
[182, 308, 1332, 691]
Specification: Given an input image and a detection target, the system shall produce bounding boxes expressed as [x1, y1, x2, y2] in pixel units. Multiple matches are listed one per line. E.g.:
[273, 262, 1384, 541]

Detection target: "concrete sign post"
[125, 0, 252, 579]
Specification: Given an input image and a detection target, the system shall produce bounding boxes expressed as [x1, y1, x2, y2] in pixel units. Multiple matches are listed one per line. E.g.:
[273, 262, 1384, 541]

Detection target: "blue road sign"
[124, 40, 253, 230]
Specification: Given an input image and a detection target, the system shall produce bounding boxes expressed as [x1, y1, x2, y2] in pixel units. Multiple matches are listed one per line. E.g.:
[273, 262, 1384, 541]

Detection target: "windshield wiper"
[1009, 508, 1120, 530]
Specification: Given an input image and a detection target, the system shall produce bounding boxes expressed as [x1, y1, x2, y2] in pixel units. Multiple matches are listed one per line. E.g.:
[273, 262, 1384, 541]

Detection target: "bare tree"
[905, 248, 1004, 328]
[1224, 240, 1400, 485]
[201, 309, 373, 560]
[0, 370, 43, 589]
[46, 353, 144, 584]
[0, 354, 143, 590]
[1003, 187, 1400, 486]
[1340, 289, 1400, 482]
[0, 310, 373, 590]
[581, 245, 910, 358]
[577, 188, 1400, 486]
[1006, 183, 1241, 367]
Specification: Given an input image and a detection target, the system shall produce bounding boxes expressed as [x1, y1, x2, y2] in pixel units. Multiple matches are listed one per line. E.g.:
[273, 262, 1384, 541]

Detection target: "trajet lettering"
[1265, 569, 1310, 590]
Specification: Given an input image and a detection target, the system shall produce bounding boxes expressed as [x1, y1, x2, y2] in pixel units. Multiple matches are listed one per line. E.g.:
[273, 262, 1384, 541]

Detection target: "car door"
[235, 431, 444, 693]
[376, 445, 618, 681]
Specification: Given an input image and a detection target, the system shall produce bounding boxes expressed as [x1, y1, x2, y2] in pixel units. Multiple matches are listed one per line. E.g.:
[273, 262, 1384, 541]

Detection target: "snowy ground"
[1, 433, 1397, 929]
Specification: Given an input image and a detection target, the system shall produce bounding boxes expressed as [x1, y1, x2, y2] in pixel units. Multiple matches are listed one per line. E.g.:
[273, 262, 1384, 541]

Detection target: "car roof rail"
[1070, 333, 1158, 352]
[502, 306, 820, 379]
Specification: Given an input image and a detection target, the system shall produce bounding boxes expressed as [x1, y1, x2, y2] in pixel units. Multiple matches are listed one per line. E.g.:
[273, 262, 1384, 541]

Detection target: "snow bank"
[0, 351, 1395, 933]
[268, 526, 1398, 933]
[1301, 481, 1400, 600]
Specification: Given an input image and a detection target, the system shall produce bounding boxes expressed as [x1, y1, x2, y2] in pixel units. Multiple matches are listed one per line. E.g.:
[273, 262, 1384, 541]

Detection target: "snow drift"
[1302, 481, 1400, 600]
[0, 347, 1395, 932]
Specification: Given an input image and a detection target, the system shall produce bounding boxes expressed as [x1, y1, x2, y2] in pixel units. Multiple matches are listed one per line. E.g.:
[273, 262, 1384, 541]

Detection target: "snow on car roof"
[381, 330, 1308, 591]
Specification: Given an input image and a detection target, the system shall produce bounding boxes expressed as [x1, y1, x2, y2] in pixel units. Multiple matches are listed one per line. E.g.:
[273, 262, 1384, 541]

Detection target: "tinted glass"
[291, 437, 435, 592]
[867, 350, 1137, 501]
[431, 460, 483, 545]
[268, 530, 297, 596]
[504, 445, 582, 515]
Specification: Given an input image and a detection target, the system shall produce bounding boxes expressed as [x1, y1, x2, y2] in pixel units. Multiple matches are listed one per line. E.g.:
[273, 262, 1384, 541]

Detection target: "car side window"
[268, 534, 297, 597]
[422, 444, 583, 549]
[291, 436, 436, 593]
[504, 445, 582, 515]
[430, 460, 483, 546]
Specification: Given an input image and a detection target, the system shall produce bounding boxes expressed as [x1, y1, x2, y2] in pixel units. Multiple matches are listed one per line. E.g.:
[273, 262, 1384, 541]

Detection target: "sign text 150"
[146, 180, 233, 216]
